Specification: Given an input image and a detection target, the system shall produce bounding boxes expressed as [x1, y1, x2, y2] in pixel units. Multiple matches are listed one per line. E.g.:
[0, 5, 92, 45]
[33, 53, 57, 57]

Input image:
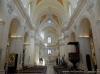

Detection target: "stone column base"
[97, 69, 100, 74]
[0, 70, 5, 74]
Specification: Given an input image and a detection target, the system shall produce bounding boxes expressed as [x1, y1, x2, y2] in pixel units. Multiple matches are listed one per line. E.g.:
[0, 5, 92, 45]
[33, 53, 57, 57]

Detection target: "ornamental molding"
[13, 0, 34, 30]
[62, 0, 87, 32]
[0, 19, 5, 25]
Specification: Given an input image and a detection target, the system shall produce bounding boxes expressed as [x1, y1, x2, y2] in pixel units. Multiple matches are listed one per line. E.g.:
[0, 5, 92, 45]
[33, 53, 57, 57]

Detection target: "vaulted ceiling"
[30, 0, 70, 44]
[31, 0, 69, 26]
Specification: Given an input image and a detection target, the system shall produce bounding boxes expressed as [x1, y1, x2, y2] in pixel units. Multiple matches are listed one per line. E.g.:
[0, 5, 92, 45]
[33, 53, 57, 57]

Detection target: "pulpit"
[69, 53, 80, 70]
[68, 42, 80, 70]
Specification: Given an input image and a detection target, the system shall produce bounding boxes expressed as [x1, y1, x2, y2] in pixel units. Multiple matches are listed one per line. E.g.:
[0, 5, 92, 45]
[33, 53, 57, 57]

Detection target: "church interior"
[0, 0, 100, 74]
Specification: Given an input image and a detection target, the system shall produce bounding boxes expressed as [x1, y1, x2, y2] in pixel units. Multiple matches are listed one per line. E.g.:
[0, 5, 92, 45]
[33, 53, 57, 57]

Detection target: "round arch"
[5, 18, 20, 68]
[34, 6, 64, 25]
[78, 18, 92, 37]
[78, 17, 97, 71]
[8, 18, 20, 36]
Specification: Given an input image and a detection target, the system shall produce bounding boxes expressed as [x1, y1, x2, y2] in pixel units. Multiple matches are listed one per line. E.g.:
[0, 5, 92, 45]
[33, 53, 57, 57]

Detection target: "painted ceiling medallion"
[57, 0, 64, 6]
[36, 0, 43, 5]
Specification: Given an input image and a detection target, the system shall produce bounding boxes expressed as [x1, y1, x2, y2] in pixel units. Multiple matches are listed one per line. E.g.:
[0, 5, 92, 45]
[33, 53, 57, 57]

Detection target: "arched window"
[48, 37, 51, 43]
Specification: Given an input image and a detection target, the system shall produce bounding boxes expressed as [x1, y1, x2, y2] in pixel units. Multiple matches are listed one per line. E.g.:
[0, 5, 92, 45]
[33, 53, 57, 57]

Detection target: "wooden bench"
[54, 65, 68, 74]
[18, 66, 47, 74]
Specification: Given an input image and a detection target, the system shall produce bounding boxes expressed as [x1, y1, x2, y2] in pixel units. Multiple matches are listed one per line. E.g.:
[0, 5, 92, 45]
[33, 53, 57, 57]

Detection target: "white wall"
[65, 0, 100, 71]
[79, 37, 92, 70]
[0, 0, 32, 70]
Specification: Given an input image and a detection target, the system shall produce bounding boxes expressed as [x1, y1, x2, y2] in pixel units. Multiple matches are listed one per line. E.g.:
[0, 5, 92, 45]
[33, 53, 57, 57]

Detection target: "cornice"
[13, 0, 34, 30]
[0, 19, 5, 25]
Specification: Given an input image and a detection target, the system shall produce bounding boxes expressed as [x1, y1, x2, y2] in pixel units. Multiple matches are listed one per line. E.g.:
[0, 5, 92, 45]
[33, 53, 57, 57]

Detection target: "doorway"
[6, 18, 19, 70]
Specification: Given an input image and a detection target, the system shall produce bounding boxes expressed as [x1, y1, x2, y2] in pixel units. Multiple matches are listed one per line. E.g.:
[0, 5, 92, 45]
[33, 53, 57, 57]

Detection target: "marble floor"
[47, 64, 55, 74]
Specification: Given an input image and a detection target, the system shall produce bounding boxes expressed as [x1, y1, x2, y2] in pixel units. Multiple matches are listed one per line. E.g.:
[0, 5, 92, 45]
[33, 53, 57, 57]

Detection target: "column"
[79, 37, 91, 71]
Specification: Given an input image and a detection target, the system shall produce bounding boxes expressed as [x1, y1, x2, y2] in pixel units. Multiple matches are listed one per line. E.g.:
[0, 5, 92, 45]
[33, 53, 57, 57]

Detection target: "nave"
[0, 0, 100, 74]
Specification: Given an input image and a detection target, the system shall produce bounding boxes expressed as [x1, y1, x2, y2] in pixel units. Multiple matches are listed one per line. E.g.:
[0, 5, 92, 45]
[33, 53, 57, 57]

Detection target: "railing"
[0, 66, 47, 74]
[0, 72, 44, 74]
[60, 71, 98, 74]
[0, 71, 99, 74]
[0, 71, 45, 74]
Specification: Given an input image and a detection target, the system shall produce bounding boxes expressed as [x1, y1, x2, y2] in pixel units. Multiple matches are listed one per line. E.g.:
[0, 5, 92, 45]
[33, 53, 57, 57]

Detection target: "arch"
[35, 12, 62, 26]
[34, 6, 64, 25]
[6, 18, 20, 51]
[6, 18, 20, 66]
[8, 18, 20, 37]
[78, 17, 97, 71]
[78, 18, 92, 37]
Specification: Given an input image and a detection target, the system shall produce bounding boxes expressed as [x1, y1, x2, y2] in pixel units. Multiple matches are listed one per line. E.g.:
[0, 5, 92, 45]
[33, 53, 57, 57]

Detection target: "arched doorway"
[7, 18, 19, 49]
[78, 18, 97, 71]
[6, 18, 19, 57]
[6, 18, 19, 71]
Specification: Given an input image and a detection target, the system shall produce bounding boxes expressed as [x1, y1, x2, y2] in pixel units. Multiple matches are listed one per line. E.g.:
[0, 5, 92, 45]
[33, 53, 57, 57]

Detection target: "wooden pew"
[54, 65, 68, 74]
[18, 66, 47, 74]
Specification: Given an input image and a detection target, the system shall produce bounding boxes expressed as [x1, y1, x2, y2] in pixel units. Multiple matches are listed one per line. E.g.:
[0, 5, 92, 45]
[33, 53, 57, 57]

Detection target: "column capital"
[0, 19, 5, 25]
